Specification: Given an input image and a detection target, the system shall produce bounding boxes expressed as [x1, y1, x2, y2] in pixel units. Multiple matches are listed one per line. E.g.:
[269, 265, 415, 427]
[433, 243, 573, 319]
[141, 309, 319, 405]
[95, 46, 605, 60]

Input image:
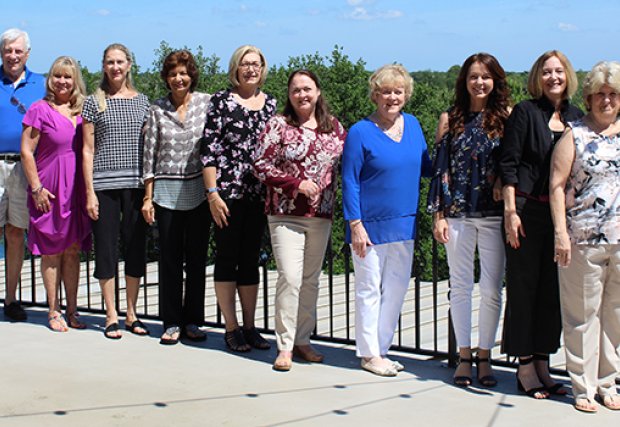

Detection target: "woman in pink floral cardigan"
[253, 69, 346, 371]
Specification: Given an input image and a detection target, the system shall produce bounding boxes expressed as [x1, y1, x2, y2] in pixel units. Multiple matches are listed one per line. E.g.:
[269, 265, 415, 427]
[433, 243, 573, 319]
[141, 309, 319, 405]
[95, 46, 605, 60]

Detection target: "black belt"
[0, 154, 20, 162]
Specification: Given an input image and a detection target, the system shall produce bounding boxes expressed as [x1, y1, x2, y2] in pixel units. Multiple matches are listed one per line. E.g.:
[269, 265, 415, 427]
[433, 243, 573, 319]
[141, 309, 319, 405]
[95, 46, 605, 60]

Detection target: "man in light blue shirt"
[0, 28, 45, 321]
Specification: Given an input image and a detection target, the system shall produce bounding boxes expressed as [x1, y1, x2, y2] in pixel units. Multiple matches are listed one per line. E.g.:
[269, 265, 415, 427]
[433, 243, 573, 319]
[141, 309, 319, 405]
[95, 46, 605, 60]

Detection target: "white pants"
[559, 244, 620, 401]
[353, 240, 414, 358]
[444, 217, 504, 349]
[269, 215, 332, 351]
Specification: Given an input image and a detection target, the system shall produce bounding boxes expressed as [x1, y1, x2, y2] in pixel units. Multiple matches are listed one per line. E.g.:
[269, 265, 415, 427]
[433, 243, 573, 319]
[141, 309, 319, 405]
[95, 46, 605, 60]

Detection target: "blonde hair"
[527, 50, 578, 100]
[368, 64, 414, 104]
[44, 56, 86, 115]
[228, 45, 268, 88]
[582, 61, 620, 111]
[95, 43, 136, 112]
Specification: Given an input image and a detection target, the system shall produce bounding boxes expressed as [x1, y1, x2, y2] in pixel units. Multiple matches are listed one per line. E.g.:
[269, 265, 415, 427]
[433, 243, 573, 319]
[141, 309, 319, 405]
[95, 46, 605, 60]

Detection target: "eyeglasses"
[10, 96, 26, 114]
[239, 62, 262, 70]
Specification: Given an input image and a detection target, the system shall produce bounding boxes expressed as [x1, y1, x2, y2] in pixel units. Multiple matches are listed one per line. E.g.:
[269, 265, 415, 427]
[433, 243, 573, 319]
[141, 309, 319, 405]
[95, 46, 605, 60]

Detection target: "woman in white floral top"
[254, 69, 346, 371]
[550, 61, 620, 413]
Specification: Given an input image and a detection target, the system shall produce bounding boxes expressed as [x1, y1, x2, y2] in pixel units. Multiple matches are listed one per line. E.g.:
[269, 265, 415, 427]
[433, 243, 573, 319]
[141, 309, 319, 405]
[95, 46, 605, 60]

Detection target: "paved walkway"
[1, 307, 616, 427]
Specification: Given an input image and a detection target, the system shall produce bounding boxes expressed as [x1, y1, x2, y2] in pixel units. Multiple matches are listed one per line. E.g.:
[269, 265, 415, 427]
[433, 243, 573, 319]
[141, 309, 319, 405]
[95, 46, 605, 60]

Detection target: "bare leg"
[518, 356, 549, 399]
[238, 284, 259, 329]
[477, 348, 493, 380]
[215, 281, 240, 331]
[99, 277, 120, 337]
[454, 347, 473, 384]
[125, 275, 146, 333]
[61, 243, 80, 315]
[41, 254, 62, 312]
[4, 224, 25, 304]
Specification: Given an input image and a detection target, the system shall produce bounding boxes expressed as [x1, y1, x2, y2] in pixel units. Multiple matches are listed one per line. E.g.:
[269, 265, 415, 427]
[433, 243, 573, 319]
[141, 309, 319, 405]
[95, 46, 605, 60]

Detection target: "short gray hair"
[582, 61, 620, 110]
[0, 28, 31, 52]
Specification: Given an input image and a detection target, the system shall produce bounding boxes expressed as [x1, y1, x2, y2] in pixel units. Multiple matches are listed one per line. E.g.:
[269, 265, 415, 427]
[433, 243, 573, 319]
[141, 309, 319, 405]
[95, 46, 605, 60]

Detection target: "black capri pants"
[214, 198, 266, 285]
[92, 189, 147, 279]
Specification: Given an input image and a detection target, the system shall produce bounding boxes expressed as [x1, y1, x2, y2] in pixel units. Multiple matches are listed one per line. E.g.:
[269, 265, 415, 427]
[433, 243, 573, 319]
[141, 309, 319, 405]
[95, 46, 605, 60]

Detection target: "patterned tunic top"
[565, 119, 620, 245]
[201, 89, 277, 202]
[143, 92, 210, 210]
[428, 112, 502, 217]
[82, 94, 150, 191]
[253, 115, 347, 218]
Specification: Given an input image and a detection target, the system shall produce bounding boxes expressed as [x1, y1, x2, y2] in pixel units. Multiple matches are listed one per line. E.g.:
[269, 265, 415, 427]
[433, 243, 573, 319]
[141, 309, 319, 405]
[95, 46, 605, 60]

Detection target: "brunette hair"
[160, 50, 199, 92]
[44, 56, 86, 115]
[95, 43, 136, 112]
[283, 69, 334, 133]
[448, 52, 511, 139]
[527, 50, 578, 100]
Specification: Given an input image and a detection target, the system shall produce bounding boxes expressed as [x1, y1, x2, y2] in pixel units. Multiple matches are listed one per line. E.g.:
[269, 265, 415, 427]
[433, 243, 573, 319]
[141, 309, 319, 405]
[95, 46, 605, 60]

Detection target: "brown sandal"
[66, 312, 86, 329]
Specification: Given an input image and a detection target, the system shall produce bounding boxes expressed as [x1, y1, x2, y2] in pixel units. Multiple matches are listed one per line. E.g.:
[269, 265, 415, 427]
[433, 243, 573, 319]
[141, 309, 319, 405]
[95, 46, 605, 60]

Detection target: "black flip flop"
[104, 322, 122, 340]
[125, 320, 150, 336]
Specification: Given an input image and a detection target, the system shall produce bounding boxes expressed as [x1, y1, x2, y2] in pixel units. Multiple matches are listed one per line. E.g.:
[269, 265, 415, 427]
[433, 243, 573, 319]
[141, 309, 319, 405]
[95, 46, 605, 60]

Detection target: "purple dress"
[23, 101, 91, 255]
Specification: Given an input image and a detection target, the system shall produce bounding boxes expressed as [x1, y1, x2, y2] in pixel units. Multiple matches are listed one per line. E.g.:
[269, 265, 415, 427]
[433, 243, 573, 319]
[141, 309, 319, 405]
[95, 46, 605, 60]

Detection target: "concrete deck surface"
[1, 307, 616, 427]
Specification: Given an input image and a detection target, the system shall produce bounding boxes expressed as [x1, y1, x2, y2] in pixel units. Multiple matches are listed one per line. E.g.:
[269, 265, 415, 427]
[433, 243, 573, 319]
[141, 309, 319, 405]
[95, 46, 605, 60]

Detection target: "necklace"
[371, 113, 403, 142]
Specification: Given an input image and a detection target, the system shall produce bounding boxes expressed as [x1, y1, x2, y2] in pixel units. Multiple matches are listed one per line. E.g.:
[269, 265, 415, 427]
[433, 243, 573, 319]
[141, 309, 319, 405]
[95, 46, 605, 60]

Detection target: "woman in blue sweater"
[342, 64, 431, 376]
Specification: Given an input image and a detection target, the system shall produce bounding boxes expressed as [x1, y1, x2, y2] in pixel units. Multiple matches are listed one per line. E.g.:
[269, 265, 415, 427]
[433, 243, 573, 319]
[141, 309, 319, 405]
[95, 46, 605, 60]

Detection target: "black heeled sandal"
[533, 354, 567, 395]
[516, 357, 549, 399]
[476, 356, 497, 387]
[453, 357, 473, 387]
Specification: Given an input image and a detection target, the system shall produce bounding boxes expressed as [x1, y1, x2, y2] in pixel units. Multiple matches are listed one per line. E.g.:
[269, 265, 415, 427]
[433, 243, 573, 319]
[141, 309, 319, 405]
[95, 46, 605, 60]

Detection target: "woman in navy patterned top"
[428, 53, 510, 388]
[82, 43, 150, 340]
[201, 45, 277, 352]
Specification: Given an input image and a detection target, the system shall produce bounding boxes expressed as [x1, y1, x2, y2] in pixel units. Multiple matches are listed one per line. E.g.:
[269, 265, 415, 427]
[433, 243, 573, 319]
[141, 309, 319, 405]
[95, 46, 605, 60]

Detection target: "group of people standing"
[1, 27, 619, 413]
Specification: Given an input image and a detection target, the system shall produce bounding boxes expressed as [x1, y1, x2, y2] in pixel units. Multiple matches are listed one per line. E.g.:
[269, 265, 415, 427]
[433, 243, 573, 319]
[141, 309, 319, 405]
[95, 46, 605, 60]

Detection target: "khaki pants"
[559, 244, 620, 401]
[268, 215, 331, 351]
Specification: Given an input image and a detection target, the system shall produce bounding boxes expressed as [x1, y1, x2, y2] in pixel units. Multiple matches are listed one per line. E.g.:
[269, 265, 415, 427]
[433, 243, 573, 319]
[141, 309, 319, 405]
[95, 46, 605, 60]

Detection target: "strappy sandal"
[243, 327, 271, 349]
[48, 311, 68, 332]
[516, 357, 549, 399]
[183, 324, 207, 342]
[476, 356, 497, 387]
[104, 322, 122, 340]
[600, 394, 620, 411]
[66, 311, 86, 329]
[224, 327, 251, 352]
[453, 357, 473, 387]
[125, 319, 150, 336]
[533, 354, 567, 395]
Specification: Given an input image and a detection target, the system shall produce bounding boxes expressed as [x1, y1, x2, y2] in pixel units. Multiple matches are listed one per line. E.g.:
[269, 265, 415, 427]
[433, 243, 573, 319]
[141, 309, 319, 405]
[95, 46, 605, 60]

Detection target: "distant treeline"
[78, 43, 589, 280]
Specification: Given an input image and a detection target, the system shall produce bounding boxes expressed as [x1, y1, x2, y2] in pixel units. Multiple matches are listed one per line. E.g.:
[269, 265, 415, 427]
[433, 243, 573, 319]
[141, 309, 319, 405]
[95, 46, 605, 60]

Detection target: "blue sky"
[2, 0, 618, 74]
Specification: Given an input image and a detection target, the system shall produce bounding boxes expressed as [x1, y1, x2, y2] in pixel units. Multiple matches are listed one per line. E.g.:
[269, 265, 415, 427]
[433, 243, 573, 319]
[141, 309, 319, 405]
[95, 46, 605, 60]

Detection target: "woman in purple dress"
[20, 56, 91, 332]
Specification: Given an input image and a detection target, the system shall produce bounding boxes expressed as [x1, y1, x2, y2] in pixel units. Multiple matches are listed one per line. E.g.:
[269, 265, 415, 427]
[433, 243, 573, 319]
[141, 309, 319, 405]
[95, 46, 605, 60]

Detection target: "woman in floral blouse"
[550, 61, 620, 413]
[142, 50, 211, 345]
[201, 45, 277, 352]
[427, 53, 510, 387]
[254, 69, 346, 371]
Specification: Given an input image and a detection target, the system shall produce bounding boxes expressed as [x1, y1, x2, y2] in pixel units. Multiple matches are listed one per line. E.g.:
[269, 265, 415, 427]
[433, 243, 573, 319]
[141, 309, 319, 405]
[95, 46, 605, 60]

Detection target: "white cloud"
[347, 0, 365, 5]
[348, 7, 371, 20]
[255, 21, 267, 28]
[240, 4, 248, 12]
[558, 22, 578, 32]
[346, 6, 403, 20]
[96, 9, 110, 16]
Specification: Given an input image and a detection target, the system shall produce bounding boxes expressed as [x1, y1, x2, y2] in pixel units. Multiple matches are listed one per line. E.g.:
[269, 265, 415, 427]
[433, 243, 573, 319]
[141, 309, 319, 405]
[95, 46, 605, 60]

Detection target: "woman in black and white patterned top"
[142, 50, 211, 345]
[82, 43, 150, 340]
[201, 45, 277, 352]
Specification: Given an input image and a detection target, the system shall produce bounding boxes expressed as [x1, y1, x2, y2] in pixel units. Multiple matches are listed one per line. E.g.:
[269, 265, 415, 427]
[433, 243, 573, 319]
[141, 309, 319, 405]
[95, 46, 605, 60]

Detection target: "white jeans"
[353, 240, 414, 358]
[444, 217, 504, 349]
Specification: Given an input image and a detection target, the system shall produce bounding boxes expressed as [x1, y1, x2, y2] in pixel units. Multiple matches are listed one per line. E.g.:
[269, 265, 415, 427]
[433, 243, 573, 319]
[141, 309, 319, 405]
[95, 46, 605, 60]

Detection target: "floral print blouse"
[201, 89, 277, 202]
[565, 119, 620, 245]
[428, 112, 503, 217]
[253, 115, 347, 218]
